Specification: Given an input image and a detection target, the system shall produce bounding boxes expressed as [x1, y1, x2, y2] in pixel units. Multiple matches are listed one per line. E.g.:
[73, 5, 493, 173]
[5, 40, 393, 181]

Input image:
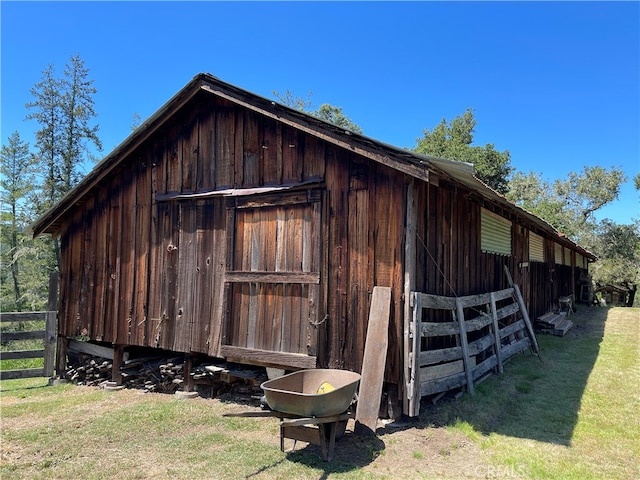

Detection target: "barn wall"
[56, 89, 590, 392]
[57, 92, 407, 384]
[411, 178, 586, 320]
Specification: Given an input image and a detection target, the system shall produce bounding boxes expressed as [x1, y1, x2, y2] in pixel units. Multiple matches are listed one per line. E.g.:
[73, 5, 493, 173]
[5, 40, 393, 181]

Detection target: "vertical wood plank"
[166, 122, 182, 193]
[207, 198, 227, 357]
[105, 185, 122, 343]
[181, 107, 199, 192]
[403, 180, 416, 416]
[347, 188, 369, 371]
[93, 188, 108, 341]
[409, 292, 422, 417]
[81, 199, 96, 338]
[147, 141, 164, 347]
[282, 126, 302, 183]
[215, 107, 235, 188]
[44, 272, 59, 377]
[489, 292, 504, 374]
[355, 286, 392, 433]
[303, 134, 325, 180]
[243, 111, 260, 187]
[173, 203, 196, 352]
[191, 200, 214, 353]
[117, 165, 136, 345]
[158, 202, 178, 349]
[133, 156, 151, 346]
[455, 298, 474, 395]
[325, 148, 349, 368]
[68, 209, 83, 336]
[197, 101, 215, 191]
[262, 118, 281, 185]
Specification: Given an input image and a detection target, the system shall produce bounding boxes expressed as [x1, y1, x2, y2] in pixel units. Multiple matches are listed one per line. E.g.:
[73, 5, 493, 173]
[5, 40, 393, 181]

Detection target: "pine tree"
[0, 132, 37, 311]
[25, 54, 102, 271]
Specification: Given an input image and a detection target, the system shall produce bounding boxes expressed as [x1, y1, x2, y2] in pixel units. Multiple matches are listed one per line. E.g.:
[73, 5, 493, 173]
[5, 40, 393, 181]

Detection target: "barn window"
[481, 208, 512, 256]
[222, 189, 321, 367]
[556, 245, 572, 266]
[529, 232, 545, 262]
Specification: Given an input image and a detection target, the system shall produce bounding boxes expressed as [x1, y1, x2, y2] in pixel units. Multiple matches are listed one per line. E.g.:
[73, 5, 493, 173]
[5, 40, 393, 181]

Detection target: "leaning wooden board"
[355, 286, 392, 434]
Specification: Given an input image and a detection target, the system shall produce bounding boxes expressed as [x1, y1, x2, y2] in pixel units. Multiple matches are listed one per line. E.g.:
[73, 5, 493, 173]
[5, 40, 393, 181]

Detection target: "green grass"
[426, 306, 639, 479]
[1, 307, 638, 479]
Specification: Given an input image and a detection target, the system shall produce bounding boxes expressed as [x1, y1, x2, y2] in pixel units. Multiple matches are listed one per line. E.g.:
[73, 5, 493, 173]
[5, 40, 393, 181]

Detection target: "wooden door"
[221, 190, 322, 368]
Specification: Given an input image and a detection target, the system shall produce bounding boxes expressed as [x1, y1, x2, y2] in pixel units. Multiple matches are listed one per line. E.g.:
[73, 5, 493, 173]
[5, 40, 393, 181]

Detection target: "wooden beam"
[355, 286, 392, 434]
[403, 181, 416, 416]
[224, 271, 320, 284]
[455, 298, 475, 395]
[489, 292, 504, 374]
[220, 345, 317, 369]
[67, 339, 115, 360]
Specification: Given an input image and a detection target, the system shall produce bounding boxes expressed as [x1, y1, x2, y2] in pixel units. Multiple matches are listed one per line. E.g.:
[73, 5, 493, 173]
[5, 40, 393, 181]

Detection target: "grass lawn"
[1, 307, 638, 479]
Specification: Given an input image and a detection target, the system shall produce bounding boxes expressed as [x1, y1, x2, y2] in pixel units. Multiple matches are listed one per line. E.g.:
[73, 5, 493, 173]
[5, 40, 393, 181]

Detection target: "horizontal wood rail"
[0, 311, 57, 380]
[405, 284, 539, 417]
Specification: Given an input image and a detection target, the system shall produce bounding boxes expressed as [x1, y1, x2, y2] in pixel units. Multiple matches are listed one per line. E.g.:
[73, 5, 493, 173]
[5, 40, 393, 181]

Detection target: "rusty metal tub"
[261, 369, 360, 417]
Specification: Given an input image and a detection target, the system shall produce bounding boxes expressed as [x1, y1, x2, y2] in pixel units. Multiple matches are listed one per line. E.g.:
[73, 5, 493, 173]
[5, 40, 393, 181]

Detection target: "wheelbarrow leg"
[319, 421, 338, 461]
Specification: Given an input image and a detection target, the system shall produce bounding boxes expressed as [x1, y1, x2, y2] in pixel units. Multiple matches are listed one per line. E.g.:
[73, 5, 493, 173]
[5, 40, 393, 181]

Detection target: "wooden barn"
[32, 73, 595, 416]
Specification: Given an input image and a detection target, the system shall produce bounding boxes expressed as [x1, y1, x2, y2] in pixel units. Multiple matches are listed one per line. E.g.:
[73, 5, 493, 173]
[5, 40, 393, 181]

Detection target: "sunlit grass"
[438, 307, 639, 479]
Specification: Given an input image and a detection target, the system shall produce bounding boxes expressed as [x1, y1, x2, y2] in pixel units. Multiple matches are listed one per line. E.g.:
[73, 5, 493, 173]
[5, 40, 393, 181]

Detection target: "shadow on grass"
[0, 378, 52, 393]
[415, 306, 608, 446]
[243, 431, 385, 479]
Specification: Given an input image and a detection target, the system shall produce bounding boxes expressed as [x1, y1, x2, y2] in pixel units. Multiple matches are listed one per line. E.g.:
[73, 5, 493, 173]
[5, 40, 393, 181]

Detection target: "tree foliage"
[1, 54, 100, 312]
[59, 53, 102, 194]
[555, 166, 626, 223]
[0, 132, 38, 310]
[590, 220, 640, 303]
[507, 166, 626, 241]
[413, 108, 513, 194]
[272, 90, 362, 134]
[507, 165, 636, 302]
[26, 54, 102, 212]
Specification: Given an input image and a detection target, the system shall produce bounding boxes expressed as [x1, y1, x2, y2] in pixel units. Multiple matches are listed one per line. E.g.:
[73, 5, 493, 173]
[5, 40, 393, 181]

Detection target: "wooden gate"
[0, 311, 57, 380]
[0, 273, 59, 381]
[221, 190, 322, 369]
[405, 285, 539, 416]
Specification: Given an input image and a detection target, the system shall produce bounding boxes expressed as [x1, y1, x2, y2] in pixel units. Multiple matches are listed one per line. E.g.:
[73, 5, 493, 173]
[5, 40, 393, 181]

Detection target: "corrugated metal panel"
[576, 253, 584, 269]
[563, 247, 572, 266]
[481, 208, 511, 256]
[554, 243, 563, 265]
[529, 232, 544, 262]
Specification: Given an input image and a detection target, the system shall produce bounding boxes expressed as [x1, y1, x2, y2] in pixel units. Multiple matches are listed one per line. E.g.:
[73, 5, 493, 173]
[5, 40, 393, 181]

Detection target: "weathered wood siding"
[411, 179, 584, 320]
[57, 93, 405, 383]
[56, 88, 588, 392]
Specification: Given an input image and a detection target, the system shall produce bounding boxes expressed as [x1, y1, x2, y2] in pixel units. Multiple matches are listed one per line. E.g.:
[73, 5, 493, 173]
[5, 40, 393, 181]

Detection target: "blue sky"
[2, 1, 639, 224]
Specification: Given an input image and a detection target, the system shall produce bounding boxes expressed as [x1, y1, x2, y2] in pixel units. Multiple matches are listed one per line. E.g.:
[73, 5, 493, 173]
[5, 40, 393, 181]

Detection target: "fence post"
[46, 272, 60, 377]
[43, 312, 56, 377]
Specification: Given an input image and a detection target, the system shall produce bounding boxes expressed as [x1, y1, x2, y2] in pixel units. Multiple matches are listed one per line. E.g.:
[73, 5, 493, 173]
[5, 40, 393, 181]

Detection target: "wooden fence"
[405, 281, 540, 416]
[0, 273, 59, 381]
[0, 311, 57, 380]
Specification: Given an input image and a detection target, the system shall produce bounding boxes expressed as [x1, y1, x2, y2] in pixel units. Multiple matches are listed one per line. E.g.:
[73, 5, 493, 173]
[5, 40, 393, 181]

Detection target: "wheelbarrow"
[224, 368, 360, 461]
